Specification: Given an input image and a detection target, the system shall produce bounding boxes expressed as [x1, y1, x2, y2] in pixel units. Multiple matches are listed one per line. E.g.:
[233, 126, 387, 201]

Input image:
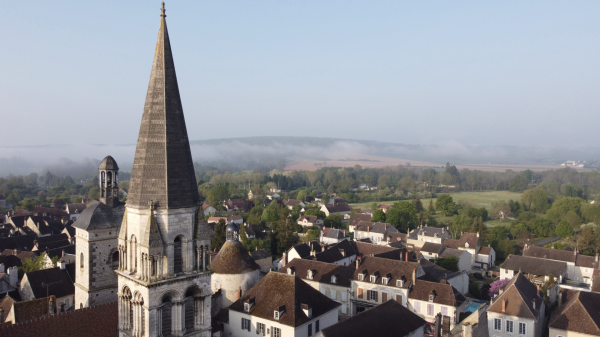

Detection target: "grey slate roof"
[72, 200, 124, 231]
[98, 155, 119, 170]
[502, 254, 567, 277]
[24, 265, 75, 299]
[126, 8, 199, 210]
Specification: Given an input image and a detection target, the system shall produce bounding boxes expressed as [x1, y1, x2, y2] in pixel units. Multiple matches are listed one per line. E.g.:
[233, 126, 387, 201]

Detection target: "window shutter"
[382, 292, 387, 302]
[248, 320, 251, 332]
[374, 291, 378, 302]
[242, 318, 244, 330]
[396, 294, 402, 303]
[358, 288, 363, 299]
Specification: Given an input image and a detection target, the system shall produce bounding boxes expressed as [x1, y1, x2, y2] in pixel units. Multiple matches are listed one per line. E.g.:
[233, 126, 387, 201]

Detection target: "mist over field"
[1, 137, 599, 178]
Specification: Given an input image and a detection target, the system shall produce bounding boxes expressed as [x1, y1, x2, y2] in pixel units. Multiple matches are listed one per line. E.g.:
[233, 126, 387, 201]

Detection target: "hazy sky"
[2, 1, 599, 151]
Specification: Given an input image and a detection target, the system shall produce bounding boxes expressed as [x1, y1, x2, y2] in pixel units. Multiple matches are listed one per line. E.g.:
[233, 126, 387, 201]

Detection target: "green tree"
[321, 196, 330, 205]
[261, 201, 281, 223]
[520, 189, 549, 213]
[296, 190, 307, 202]
[304, 209, 327, 219]
[435, 194, 456, 216]
[211, 219, 227, 251]
[528, 218, 554, 237]
[428, 199, 435, 214]
[19, 253, 48, 274]
[386, 201, 417, 232]
[509, 175, 529, 192]
[88, 187, 100, 199]
[372, 209, 386, 223]
[412, 197, 423, 213]
[276, 219, 298, 255]
[546, 197, 584, 223]
[301, 229, 321, 243]
[324, 214, 343, 229]
[20, 198, 36, 211]
[434, 256, 459, 272]
[556, 220, 574, 238]
[206, 185, 230, 207]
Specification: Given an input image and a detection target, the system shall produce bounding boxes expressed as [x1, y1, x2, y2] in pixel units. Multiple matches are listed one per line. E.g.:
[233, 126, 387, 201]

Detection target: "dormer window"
[465, 242, 470, 248]
[307, 270, 315, 280]
[382, 273, 391, 285]
[301, 303, 312, 318]
[370, 273, 379, 283]
[331, 275, 337, 284]
[274, 305, 285, 320]
[429, 291, 436, 302]
[244, 298, 255, 312]
[287, 267, 295, 276]
[434, 233, 438, 237]
[359, 270, 367, 281]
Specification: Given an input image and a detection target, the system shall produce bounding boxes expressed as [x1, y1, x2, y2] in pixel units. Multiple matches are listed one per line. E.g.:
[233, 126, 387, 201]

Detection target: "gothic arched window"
[161, 295, 172, 336]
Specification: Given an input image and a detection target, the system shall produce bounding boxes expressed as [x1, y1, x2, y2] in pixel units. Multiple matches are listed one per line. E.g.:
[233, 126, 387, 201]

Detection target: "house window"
[441, 306, 448, 316]
[273, 327, 281, 337]
[369, 290, 377, 301]
[241, 318, 251, 331]
[358, 274, 364, 281]
[331, 290, 337, 300]
[274, 311, 280, 320]
[257, 323, 265, 336]
[382, 278, 388, 285]
[320, 288, 326, 296]
[519, 323, 526, 336]
[429, 294, 434, 302]
[427, 303, 434, 316]
[244, 303, 250, 312]
[370, 275, 377, 282]
[414, 301, 421, 313]
[308, 323, 313, 337]
[494, 318, 502, 331]
[341, 292, 347, 301]
[585, 268, 590, 273]
[331, 276, 337, 284]
[341, 304, 347, 314]
[65, 298, 70, 307]
[316, 320, 320, 332]
[506, 320, 514, 334]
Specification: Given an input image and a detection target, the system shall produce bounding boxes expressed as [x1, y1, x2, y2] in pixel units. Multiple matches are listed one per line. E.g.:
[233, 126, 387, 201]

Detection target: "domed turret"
[226, 222, 239, 242]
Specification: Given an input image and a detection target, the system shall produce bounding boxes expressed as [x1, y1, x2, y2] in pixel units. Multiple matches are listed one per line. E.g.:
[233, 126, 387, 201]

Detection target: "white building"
[220, 272, 340, 337]
[488, 272, 545, 337]
[354, 221, 399, 245]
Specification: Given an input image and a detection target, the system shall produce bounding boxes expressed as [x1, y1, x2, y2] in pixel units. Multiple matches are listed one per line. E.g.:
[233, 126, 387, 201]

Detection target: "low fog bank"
[1, 137, 599, 178]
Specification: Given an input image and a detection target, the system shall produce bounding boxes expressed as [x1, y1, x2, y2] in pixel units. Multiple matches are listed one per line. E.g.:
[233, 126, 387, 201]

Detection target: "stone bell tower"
[116, 3, 212, 336]
[99, 155, 119, 207]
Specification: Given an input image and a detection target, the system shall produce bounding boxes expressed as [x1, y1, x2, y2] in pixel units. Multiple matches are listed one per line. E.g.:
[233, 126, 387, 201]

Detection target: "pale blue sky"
[1, 1, 599, 150]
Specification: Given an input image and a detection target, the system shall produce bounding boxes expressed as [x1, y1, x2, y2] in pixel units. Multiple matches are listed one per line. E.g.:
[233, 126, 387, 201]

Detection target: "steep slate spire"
[127, 2, 199, 209]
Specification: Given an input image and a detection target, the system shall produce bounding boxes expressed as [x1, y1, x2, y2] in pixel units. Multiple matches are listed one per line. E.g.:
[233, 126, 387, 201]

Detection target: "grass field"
[349, 191, 522, 212]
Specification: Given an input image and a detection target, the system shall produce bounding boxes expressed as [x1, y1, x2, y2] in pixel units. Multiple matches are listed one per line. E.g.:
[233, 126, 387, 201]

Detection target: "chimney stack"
[356, 257, 361, 269]
[282, 252, 287, 267]
[59, 259, 66, 270]
[7, 267, 18, 288]
[0, 308, 3, 323]
[239, 286, 242, 299]
[412, 268, 416, 285]
[502, 299, 506, 312]
[405, 252, 409, 262]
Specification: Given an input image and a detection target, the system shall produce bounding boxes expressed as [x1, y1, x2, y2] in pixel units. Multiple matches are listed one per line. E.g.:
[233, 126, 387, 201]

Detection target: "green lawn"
[350, 191, 522, 212]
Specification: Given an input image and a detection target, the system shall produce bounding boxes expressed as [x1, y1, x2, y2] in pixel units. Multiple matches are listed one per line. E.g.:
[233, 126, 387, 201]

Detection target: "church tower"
[116, 3, 212, 336]
[74, 156, 125, 309]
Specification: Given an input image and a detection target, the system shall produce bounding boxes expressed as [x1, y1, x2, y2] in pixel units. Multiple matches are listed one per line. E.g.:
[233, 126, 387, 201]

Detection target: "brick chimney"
[238, 286, 242, 299]
[405, 252, 409, 262]
[282, 252, 287, 267]
[356, 257, 361, 269]
[412, 268, 416, 285]
[502, 299, 506, 312]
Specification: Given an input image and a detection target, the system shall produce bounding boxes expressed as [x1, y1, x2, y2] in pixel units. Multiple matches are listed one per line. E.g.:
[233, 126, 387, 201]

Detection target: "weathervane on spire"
[161, 2, 166, 18]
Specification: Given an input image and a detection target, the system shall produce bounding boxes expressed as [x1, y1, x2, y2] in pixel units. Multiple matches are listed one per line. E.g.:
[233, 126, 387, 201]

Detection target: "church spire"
[127, 2, 199, 210]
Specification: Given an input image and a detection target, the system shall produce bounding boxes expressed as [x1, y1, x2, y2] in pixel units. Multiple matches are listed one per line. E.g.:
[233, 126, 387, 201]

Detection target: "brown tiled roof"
[523, 245, 576, 263]
[593, 276, 600, 293]
[0, 301, 117, 337]
[479, 246, 493, 255]
[348, 213, 372, 229]
[284, 199, 303, 206]
[320, 299, 426, 337]
[228, 273, 340, 327]
[420, 242, 444, 254]
[350, 241, 400, 258]
[501, 254, 567, 277]
[0, 296, 15, 323]
[356, 221, 398, 235]
[324, 203, 351, 213]
[550, 290, 600, 336]
[353, 257, 420, 289]
[280, 259, 355, 287]
[576, 254, 598, 268]
[210, 241, 260, 274]
[16, 251, 38, 261]
[11, 297, 51, 323]
[487, 272, 543, 319]
[409, 279, 466, 306]
[458, 232, 480, 250]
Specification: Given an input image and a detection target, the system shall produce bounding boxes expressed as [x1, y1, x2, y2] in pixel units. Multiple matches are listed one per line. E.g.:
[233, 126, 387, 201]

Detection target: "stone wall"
[212, 270, 259, 308]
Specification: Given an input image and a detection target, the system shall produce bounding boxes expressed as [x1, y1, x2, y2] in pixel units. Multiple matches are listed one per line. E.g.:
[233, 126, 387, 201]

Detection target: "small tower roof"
[99, 156, 119, 171]
[210, 241, 260, 275]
